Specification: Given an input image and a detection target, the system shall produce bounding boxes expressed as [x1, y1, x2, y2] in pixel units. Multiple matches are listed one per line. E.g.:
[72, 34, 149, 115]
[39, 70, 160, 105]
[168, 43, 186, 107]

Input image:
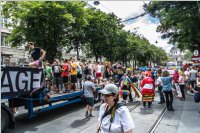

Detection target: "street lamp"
[94, 1, 100, 5]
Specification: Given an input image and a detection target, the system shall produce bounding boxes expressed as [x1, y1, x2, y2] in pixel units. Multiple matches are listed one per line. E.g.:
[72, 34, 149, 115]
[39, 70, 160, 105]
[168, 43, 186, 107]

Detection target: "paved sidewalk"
[155, 93, 200, 133]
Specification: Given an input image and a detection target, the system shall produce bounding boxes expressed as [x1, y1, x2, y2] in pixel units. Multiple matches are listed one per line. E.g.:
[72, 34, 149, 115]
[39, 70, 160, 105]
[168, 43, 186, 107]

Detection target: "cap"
[99, 83, 118, 95]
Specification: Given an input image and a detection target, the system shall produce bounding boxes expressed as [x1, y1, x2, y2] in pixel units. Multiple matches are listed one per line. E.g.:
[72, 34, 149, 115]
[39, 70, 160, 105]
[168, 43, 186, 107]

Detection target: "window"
[2, 18, 8, 28]
[1, 35, 10, 47]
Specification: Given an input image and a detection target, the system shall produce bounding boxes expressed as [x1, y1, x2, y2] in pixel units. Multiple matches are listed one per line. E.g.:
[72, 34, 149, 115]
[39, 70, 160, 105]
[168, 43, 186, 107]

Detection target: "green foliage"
[146, 1, 200, 52]
[184, 50, 193, 61]
[2, 1, 167, 65]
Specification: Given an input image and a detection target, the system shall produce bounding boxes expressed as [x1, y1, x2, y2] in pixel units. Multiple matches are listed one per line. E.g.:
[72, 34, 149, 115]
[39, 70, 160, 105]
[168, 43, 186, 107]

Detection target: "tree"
[184, 50, 193, 61]
[146, 1, 200, 53]
[64, 1, 88, 60]
[3, 1, 74, 62]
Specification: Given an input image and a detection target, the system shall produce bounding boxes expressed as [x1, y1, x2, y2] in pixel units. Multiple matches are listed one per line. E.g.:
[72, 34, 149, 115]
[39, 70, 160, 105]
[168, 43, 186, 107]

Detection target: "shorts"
[71, 75, 77, 83]
[189, 80, 196, 88]
[85, 97, 94, 106]
[53, 76, 62, 84]
[96, 72, 102, 78]
[77, 74, 82, 79]
[63, 76, 69, 84]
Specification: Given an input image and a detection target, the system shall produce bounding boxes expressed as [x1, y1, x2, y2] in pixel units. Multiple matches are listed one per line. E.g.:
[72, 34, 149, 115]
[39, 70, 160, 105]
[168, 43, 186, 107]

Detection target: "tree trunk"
[95, 55, 98, 62]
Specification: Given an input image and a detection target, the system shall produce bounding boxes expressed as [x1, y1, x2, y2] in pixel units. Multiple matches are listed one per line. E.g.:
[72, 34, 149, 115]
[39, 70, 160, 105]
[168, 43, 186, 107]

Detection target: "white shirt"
[98, 103, 134, 133]
[96, 65, 102, 73]
[167, 69, 175, 77]
[157, 77, 162, 85]
[184, 71, 190, 80]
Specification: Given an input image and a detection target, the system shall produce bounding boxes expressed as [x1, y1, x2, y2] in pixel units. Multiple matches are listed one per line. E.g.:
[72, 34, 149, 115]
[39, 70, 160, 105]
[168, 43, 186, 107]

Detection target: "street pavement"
[155, 93, 200, 133]
[7, 92, 200, 133]
[7, 94, 165, 133]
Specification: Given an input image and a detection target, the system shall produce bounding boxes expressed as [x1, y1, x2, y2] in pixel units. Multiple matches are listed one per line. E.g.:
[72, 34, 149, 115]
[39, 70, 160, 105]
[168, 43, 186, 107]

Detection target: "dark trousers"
[164, 90, 173, 110]
[143, 102, 152, 108]
[122, 85, 130, 101]
[179, 85, 185, 99]
[158, 86, 165, 103]
[123, 94, 128, 101]
[128, 86, 133, 102]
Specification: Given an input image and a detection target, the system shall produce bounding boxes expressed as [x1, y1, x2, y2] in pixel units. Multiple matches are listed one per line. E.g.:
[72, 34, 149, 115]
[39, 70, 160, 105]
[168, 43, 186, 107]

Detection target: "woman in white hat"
[97, 84, 134, 133]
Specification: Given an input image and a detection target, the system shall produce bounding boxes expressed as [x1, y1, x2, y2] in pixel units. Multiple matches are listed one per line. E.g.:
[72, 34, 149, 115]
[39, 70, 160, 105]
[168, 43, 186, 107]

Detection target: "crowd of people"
[27, 42, 200, 133]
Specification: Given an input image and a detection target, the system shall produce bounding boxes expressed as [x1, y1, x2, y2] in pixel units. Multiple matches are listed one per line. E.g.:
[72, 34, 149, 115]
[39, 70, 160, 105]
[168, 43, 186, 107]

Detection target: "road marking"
[147, 107, 167, 133]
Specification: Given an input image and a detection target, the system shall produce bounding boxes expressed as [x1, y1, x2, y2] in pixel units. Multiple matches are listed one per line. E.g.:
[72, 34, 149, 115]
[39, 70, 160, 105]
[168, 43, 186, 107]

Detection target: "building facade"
[1, 18, 26, 66]
[169, 46, 186, 66]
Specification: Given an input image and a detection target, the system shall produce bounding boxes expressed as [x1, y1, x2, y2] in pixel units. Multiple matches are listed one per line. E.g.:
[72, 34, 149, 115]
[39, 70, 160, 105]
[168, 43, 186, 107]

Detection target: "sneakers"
[85, 111, 88, 117]
[88, 114, 95, 117]
[158, 101, 165, 104]
[187, 91, 194, 96]
[168, 108, 175, 111]
[180, 98, 185, 101]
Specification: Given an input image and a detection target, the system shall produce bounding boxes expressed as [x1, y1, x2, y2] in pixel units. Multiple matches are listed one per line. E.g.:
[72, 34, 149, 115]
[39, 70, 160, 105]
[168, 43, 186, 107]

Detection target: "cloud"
[87, 1, 172, 53]
[123, 14, 173, 52]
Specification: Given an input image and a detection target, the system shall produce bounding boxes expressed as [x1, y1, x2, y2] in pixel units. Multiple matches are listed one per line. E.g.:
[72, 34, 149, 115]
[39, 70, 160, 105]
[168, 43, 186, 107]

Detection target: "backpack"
[194, 91, 200, 103]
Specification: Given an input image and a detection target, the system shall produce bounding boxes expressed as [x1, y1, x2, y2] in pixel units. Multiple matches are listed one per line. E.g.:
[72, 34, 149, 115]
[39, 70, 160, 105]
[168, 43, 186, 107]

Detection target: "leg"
[148, 102, 152, 108]
[143, 102, 146, 108]
[161, 91, 165, 103]
[128, 86, 133, 102]
[158, 86, 162, 103]
[85, 105, 89, 117]
[169, 90, 174, 110]
[123, 94, 127, 101]
[159, 87, 165, 103]
[164, 91, 170, 110]
[56, 77, 59, 92]
[180, 85, 185, 100]
[88, 97, 94, 117]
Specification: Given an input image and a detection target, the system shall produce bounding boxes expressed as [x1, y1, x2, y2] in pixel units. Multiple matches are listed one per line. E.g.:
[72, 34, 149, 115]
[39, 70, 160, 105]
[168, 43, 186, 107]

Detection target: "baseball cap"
[99, 83, 119, 95]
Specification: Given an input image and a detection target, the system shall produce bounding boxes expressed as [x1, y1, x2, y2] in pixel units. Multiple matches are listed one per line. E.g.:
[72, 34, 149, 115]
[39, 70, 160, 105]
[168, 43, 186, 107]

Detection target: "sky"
[88, 1, 173, 53]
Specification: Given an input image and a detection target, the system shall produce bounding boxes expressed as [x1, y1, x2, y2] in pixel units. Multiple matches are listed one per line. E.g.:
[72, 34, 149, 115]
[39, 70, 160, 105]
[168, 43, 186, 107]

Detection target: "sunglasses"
[103, 94, 113, 97]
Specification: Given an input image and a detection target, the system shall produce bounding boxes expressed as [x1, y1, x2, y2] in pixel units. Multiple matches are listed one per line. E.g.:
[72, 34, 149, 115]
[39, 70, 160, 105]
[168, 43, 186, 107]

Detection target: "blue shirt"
[161, 76, 172, 91]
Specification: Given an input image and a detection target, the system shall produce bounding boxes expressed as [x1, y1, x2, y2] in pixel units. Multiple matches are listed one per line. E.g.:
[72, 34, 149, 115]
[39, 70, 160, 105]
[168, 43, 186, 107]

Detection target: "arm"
[39, 49, 46, 60]
[92, 83, 96, 92]
[96, 122, 100, 133]
[140, 79, 144, 88]
[125, 130, 133, 133]
[196, 77, 200, 86]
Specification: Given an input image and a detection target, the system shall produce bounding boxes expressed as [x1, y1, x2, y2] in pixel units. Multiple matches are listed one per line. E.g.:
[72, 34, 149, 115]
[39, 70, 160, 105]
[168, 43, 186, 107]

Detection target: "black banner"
[1, 67, 43, 98]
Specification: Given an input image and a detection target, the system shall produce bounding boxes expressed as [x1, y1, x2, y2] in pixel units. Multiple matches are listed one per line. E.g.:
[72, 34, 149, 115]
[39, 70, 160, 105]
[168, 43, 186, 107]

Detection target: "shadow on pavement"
[126, 101, 140, 107]
[139, 108, 154, 114]
[7, 102, 86, 133]
[70, 117, 90, 128]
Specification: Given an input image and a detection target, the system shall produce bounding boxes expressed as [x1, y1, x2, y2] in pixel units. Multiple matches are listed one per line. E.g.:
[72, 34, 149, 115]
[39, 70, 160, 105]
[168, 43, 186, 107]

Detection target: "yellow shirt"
[71, 62, 77, 75]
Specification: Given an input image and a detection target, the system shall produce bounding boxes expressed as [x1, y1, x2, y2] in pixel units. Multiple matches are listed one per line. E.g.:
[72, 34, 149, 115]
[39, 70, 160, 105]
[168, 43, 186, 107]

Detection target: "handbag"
[194, 91, 200, 103]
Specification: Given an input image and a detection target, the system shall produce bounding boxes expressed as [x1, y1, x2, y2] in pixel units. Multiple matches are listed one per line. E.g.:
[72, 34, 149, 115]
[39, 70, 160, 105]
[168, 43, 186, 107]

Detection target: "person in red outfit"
[141, 71, 155, 109]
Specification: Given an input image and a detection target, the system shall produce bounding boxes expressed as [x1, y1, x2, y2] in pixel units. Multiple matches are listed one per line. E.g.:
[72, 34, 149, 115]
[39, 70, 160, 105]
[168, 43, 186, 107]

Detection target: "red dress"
[141, 77, 155, 102]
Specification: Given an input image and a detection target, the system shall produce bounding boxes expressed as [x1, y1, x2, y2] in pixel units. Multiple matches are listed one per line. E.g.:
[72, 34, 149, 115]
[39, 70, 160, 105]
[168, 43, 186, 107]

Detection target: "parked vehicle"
[1, 66, 101, 132]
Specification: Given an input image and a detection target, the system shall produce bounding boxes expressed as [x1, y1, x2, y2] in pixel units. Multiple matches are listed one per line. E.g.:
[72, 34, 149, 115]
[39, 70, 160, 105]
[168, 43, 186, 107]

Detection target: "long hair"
[114, 94, 119, 103]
